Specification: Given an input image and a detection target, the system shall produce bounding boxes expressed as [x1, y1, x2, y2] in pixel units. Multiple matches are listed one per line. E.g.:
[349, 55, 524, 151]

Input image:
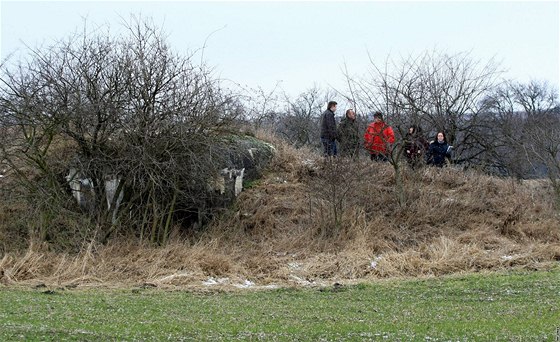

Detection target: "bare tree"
[242, 85, 339, 151]
[340, 50, 503, 205]
[512, 80, 558, 117]
[278, 86, 338, 149]
[481, 80, 560, 205]
[0, 17, 244, 247]
[525, 109, 560, 205]
[349, 51, 502, 162]
[241, 83, 283, 131]
[482, 81, 558, 163]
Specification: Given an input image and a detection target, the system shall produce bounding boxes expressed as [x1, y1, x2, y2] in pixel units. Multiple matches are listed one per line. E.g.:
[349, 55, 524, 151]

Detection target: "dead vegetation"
[1, 132, 559, 289]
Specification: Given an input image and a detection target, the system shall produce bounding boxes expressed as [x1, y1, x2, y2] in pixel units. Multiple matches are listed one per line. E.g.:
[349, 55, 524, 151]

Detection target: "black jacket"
[426, 141, 451, 167]
[404, 133, 428, 159]
[320, 109, 337, 140]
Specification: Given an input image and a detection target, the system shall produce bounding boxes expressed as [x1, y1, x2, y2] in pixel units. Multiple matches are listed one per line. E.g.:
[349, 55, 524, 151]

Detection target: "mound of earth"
[1, 134, 559, 289]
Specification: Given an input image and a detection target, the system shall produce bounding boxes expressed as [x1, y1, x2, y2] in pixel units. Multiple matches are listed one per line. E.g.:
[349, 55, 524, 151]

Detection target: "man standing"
[364, 111, 395, 162]
[320, 101, 338, 157]
[337, 108, 360, 158]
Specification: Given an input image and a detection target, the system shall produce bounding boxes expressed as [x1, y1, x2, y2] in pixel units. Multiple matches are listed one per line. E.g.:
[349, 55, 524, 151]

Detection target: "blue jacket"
[426, 141, 451, 167]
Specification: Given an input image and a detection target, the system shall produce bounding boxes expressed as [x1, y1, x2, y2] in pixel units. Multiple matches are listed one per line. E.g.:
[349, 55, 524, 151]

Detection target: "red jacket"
[364, 121, 395, 155]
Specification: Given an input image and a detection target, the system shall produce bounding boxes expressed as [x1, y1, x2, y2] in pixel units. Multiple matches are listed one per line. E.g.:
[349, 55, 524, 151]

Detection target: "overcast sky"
[1, 1, 559, 97]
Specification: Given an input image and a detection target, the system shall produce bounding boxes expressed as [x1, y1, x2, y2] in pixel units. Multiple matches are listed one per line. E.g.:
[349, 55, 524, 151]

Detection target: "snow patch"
[233, 280, 255, 288]
[202, 277, 230, 286]
[288, 262, 302, 271]
[370, 256, 382, 269]
[155, 272, 192, 283]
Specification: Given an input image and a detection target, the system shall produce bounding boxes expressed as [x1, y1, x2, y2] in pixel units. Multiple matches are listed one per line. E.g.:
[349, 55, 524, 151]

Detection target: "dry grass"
[1, 132, 559, 289]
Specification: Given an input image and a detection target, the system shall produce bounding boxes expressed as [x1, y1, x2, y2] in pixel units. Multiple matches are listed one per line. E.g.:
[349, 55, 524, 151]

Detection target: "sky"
[1, 1, 559, 98]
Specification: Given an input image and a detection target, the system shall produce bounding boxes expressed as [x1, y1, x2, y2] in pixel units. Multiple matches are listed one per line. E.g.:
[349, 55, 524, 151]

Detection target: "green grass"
[243, 178, 261, 189]
[1, 269, 559, 341]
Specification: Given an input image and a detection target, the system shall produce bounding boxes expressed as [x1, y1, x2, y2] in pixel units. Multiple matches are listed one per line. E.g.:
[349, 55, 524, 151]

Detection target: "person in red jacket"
[364, 112, 395, 162]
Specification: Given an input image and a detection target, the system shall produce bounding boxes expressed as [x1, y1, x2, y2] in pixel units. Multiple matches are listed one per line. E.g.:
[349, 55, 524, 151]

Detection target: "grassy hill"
[1, 133, 559, 289]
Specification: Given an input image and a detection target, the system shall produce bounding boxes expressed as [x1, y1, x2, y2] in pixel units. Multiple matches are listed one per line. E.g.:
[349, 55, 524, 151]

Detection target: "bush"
[0, 17, 246, 248]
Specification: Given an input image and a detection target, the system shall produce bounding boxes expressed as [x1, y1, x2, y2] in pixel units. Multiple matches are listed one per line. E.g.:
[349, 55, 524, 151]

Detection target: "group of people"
[320, 101, 452, 167]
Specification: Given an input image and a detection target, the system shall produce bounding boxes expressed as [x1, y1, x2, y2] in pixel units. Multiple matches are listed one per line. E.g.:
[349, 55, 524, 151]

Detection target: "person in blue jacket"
[426, 131, 452, 167]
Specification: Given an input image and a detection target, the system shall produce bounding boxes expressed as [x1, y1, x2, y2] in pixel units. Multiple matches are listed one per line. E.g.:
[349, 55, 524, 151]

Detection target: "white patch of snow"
[155, 272, 192, 283]
[288, 262, 302, 271]
[202, 277, 230, 286]
[234, 280, 255, 288]
[370, 256, 382, 269]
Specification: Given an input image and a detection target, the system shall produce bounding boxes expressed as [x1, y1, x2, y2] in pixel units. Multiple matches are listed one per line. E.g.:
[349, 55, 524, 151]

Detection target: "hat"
[373, 112, 383, 119]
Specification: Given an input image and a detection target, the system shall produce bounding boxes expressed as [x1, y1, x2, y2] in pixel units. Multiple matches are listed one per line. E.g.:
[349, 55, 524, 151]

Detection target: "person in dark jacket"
[404, 125, 429, 169]
[426, 131, 452, 167]
[337, 109, 360, 158]
[320, 101, 338, 157]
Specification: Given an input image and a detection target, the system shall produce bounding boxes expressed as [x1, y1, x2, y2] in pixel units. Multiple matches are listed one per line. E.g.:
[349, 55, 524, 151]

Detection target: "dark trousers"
[321, 138, 337, 157]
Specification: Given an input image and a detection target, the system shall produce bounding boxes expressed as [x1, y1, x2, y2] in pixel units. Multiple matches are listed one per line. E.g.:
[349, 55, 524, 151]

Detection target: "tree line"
[248, 52, 559, 195]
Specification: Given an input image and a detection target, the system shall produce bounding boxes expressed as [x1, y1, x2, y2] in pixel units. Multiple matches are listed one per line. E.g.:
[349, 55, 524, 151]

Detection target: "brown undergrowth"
[1, 132, 559, 289]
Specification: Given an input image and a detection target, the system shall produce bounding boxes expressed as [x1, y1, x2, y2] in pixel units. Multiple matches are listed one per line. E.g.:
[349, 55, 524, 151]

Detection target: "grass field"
[1, 268, 559, 341]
